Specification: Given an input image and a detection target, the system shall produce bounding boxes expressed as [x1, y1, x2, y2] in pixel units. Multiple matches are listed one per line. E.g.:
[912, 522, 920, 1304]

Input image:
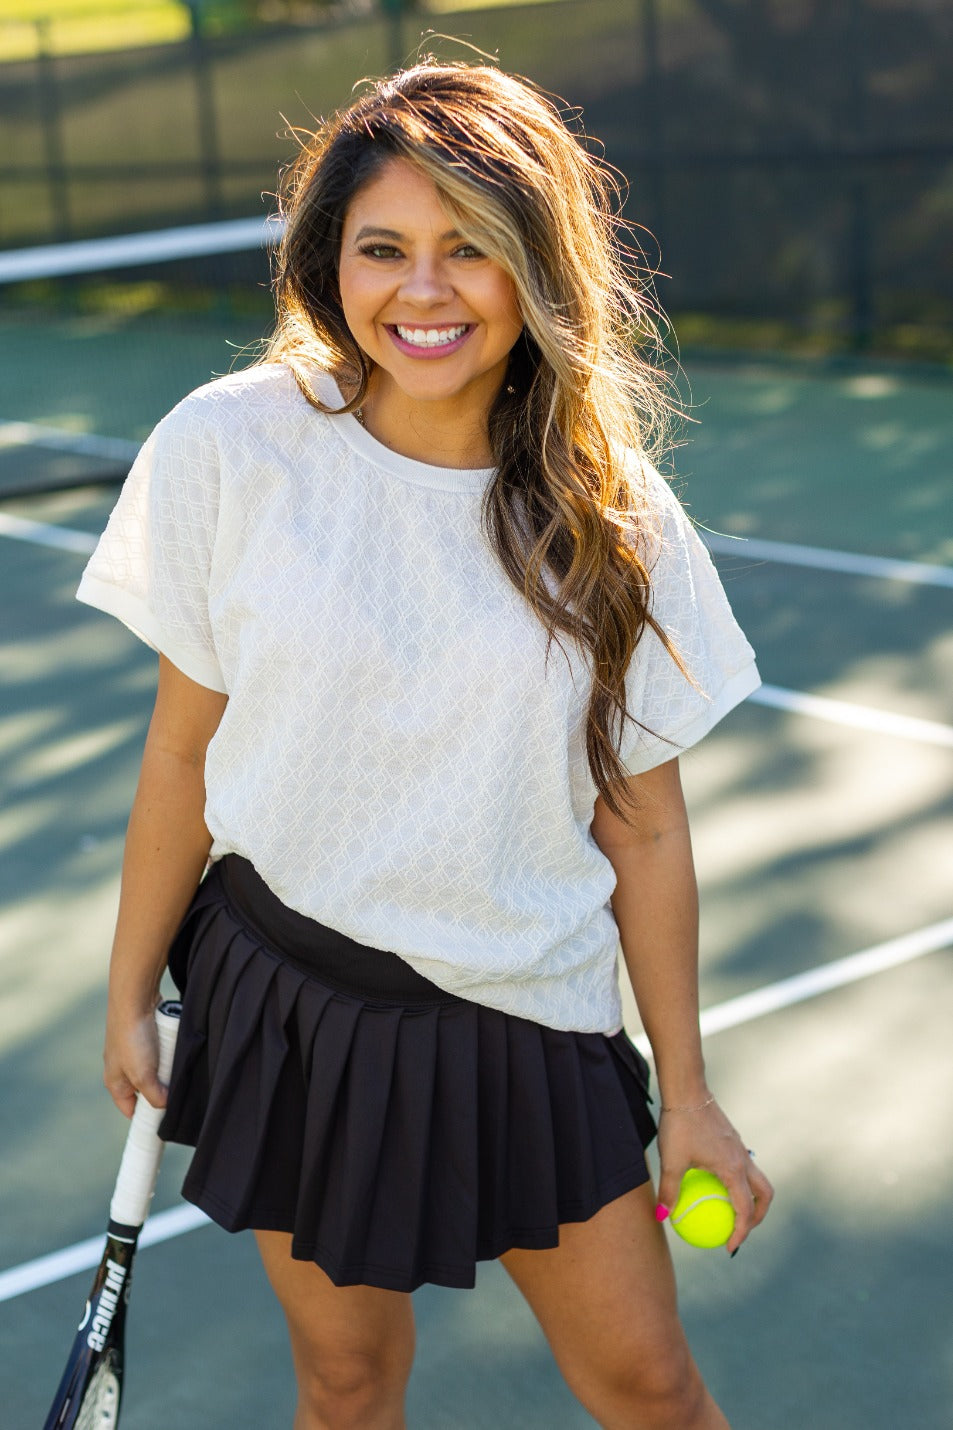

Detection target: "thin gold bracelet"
[660, 1093, 715, 1114]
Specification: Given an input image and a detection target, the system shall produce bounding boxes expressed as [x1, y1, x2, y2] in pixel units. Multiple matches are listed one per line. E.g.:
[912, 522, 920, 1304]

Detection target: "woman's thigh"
[255, 1230, 416, 1386]
[499, 1182, 708, 1420]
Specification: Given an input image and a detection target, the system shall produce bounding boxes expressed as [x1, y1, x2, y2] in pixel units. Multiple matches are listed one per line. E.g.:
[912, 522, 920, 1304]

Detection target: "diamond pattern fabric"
[77, 363, 759, 1033]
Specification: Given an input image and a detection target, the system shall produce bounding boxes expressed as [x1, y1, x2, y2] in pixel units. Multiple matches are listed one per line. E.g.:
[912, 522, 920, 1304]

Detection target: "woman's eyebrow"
[353, 225, 463, 242]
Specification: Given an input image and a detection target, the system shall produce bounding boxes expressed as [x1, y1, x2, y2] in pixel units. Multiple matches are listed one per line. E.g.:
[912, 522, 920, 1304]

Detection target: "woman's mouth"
[386, 323, 473, 357]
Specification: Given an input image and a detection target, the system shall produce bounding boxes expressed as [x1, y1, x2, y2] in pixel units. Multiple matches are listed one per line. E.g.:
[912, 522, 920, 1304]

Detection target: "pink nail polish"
[655, 1203, 670, 1222]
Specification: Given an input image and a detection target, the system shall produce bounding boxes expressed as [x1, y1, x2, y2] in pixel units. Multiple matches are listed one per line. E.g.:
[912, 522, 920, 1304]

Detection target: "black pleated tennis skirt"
[158, 855, 656, 1293]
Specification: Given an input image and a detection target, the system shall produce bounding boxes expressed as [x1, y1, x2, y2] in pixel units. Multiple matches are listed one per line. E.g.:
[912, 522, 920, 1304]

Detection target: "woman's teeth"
[395, 324, 468, 347]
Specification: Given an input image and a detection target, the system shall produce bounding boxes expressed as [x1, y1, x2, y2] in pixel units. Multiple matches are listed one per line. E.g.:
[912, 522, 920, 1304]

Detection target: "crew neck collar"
[310, 369, 496, 493]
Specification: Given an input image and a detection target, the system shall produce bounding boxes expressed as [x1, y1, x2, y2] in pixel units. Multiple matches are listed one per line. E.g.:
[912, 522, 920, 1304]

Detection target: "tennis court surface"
[1, 351, 951, 1426]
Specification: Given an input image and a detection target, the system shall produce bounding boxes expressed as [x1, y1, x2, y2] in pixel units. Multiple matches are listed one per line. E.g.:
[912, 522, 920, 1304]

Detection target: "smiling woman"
[337, 160, 524, 464]
[268, 62, 688, 809]
[74, 59, 771, 1430]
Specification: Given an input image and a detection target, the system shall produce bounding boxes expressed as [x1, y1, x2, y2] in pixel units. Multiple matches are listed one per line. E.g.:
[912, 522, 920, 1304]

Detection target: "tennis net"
[0, 217, 280, 499]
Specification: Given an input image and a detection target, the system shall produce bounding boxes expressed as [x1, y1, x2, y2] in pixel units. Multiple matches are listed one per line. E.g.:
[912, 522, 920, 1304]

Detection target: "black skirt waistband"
[216, 854, 462, 1005]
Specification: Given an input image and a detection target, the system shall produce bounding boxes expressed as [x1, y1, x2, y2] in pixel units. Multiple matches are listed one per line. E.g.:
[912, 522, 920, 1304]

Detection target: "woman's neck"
[357, 374, 497, 469]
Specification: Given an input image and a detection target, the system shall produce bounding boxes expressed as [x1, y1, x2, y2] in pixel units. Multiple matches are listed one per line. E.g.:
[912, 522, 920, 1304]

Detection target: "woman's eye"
[355, 242, 483, 260]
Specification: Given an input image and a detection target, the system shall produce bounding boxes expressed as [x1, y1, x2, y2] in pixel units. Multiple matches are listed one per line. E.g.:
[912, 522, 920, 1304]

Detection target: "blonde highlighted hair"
[268, 60, 684, 819]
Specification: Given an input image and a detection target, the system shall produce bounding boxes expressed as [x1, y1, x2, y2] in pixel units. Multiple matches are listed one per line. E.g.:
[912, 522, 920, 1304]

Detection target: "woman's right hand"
[103, 1002, 168, 1119]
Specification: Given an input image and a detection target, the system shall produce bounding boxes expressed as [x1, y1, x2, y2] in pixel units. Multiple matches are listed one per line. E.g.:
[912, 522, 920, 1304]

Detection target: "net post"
[380, 0, 406, 73]
[35, 17, 73, 243]
[846, 0, 873, 352]
[639, 0, 668, 254]
[186, 0, 225, 223]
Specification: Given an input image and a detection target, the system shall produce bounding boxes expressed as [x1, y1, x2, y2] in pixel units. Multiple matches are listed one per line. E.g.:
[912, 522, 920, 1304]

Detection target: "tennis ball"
[669, 1168, 735, 1249]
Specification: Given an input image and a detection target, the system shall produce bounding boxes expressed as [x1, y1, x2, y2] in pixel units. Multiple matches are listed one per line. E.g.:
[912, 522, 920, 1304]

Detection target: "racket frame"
[42, 999, 181, 1430]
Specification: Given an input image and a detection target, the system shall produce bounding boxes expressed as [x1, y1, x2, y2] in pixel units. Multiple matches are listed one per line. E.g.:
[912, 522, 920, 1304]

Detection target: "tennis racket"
[43, 999, 181, 1430]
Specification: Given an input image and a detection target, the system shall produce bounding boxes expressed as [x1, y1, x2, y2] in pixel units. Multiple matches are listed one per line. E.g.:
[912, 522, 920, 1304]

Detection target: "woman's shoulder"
[152, 362, 355, 454]
[157, 360, 318, 436]
[130, 363, 347, 502]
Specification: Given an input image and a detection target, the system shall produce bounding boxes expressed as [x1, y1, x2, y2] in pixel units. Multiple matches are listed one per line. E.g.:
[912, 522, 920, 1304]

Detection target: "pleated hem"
[159, 860, 657, 1293]
[180, 1159, 652, 1292]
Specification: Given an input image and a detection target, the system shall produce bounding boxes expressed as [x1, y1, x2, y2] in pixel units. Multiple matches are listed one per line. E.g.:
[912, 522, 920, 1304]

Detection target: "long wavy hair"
[268, 60, 685, 820]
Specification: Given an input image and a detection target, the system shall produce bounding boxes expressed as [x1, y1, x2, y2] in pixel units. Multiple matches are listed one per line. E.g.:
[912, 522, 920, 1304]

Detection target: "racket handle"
[109, 999, 181, 1228]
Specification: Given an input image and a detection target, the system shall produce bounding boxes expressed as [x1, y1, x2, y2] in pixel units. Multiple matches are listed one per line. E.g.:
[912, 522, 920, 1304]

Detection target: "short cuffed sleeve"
[618, 466, 760, 774]
[76, 397, 226, 692]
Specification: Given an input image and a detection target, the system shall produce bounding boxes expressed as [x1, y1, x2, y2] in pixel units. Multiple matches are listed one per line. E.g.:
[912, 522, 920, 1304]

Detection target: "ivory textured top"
[77, 363, 759, 1033]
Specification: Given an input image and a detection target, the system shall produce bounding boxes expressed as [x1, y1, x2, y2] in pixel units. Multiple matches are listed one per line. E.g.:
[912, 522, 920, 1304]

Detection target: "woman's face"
[338, 157, 524, 412]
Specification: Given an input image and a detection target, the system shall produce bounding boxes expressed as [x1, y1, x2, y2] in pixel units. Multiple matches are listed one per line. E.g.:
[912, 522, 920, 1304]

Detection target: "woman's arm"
[591, 757, 772, 1250]
[103, 654, 228, 1119]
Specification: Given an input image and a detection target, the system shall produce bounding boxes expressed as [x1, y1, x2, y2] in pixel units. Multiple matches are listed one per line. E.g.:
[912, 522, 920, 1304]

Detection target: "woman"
[78, 61, 773, 1430]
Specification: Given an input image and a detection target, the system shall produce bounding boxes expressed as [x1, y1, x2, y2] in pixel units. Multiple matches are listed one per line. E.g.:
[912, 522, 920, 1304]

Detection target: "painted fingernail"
[655, 1203, 670, 1222]
[730, 1248, 739, 1258]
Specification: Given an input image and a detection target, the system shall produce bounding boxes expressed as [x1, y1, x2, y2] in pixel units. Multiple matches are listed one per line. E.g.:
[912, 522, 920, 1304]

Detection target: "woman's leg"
[255, 1231, 416, 1430]
[499, 1181, 731, 1430]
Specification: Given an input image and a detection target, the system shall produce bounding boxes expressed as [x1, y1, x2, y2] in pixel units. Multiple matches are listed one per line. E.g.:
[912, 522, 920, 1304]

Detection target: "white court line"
[751, 683, 953, 748]
[0, 421, 139, 464]
[0, 512, 96, 555]
[695, 916, 953, 1038]
[0, 1205, 209, 1305]
[2, 917, 951, 1305]
[626, 915, 953, 1054]
[705, 532, 953, 590]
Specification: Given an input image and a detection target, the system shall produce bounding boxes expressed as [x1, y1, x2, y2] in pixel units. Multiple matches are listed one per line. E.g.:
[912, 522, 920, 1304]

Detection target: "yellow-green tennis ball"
[670, 1168, 735, 1248]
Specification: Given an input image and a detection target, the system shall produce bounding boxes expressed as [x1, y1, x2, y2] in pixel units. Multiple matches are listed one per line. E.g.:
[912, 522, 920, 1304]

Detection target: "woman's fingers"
[104, 1061, 168, 1118]
[726, 1152, 774, 1252]
[654, 1159, 688, 1218]
[133, 1066, 169, 1110]
[723, 1165, 756, 1252]
[103, 1069, 139, 1120]
[103, 1008, 168, 1118]
[657, 1105, 774, 1253]
[747, 1158, 775, 1229]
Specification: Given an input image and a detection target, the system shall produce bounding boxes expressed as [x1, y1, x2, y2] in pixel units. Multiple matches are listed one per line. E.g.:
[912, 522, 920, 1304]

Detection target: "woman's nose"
[398, 257, 453, 305]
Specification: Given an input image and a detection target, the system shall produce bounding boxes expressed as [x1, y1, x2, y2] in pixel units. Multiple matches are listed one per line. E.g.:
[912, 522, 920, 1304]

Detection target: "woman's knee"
[295, 1342, 414, 1428]
[562, 1332, 710, 1429]
[291, 1291, 415, 1399]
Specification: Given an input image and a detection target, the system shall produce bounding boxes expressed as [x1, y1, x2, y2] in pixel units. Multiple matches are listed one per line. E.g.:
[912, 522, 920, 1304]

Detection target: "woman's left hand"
[655, 1097, 773, 1254]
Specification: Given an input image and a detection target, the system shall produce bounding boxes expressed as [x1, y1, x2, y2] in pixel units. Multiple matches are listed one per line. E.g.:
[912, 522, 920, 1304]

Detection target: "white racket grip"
[109, 1000, 181, 1228]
